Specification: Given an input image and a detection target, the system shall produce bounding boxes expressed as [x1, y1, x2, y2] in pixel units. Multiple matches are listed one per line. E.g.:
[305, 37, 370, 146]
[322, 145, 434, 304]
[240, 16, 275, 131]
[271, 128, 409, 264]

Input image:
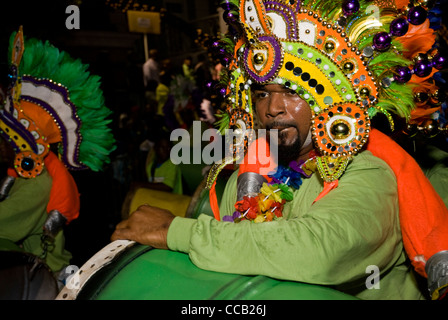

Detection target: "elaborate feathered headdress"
[206, 0, 445, 188]
[0, 27, 115, 177]
[0, 27, 116, 224]
[204, 1, 448, 300]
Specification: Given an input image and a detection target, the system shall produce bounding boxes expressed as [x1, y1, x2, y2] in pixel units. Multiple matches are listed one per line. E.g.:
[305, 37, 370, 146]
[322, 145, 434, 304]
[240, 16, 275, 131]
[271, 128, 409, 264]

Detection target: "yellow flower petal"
[271, 190, 282, 203]
[260, 183, 274, 196]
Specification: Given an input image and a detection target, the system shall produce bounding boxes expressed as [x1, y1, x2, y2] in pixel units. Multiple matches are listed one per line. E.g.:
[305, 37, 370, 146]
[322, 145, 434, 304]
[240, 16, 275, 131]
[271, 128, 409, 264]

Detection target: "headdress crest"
[0, 27, 116, 178]
[206, 0, 445, 187]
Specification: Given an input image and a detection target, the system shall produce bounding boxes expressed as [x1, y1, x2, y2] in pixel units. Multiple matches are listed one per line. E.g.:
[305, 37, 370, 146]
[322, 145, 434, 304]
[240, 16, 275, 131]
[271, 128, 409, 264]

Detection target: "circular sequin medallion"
[243, 35, 283, 83]
[311, 103, 370, 157]
[14, 150, 44, 178]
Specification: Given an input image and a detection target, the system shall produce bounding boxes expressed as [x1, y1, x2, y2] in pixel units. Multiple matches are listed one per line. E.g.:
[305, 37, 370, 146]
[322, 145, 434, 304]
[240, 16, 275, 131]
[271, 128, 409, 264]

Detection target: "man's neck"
[296, 146, 315, 163]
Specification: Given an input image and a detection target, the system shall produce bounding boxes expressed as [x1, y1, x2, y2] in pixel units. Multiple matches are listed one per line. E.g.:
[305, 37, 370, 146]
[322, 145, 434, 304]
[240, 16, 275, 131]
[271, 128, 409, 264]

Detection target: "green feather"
[376, 81, 416, 119]
[215, 111, 230, 134]
[221, 0, 238, 7]
[368, 50, 412, 78]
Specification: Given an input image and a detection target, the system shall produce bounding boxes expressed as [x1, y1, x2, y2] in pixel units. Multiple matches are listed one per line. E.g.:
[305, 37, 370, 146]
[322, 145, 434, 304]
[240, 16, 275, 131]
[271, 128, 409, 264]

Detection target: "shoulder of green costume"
[347, 149, 395, 175]
[14, 168, 52, 187]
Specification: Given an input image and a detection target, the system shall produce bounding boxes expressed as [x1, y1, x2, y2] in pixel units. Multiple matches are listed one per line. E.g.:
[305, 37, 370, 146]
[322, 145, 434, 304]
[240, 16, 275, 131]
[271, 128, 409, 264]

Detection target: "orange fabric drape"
[44, 151, 80, 223]
[366, 129, 448, 277]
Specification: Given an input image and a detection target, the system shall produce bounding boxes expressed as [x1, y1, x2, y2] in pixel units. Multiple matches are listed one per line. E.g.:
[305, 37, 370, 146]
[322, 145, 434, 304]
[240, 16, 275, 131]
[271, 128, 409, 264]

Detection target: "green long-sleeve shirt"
[0, 170, 72, 272]
[167, 150, 424, 300]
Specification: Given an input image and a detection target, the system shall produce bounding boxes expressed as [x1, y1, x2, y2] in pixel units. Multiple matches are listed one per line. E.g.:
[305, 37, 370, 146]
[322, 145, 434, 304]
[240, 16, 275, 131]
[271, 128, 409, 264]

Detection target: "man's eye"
[286, 90, 298, 96]
[255, 91, 269, 99]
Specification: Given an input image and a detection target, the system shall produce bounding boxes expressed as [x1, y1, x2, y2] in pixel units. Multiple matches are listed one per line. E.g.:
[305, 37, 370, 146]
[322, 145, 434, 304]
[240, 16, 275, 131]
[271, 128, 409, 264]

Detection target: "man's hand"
[111, 204, 175, 249]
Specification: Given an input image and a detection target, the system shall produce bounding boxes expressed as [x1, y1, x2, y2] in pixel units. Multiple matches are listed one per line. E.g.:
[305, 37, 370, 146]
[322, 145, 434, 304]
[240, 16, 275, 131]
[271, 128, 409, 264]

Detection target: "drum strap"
[56, 240, 136, 300]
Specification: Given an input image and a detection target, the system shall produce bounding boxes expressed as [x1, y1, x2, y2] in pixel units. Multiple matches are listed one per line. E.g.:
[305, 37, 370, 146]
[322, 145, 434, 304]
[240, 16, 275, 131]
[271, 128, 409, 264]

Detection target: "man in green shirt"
[111, 83, 424, 300]
[111, 0, 448, 300]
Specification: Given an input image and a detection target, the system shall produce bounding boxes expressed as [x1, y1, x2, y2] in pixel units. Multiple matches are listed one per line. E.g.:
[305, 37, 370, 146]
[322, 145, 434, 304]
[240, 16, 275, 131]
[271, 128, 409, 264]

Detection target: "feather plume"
[9, 32, 116, 171]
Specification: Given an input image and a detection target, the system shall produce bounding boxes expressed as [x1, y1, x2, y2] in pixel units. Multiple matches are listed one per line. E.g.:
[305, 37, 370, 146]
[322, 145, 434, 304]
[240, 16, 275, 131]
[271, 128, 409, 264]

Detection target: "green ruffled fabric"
[9, 32, 116, 171]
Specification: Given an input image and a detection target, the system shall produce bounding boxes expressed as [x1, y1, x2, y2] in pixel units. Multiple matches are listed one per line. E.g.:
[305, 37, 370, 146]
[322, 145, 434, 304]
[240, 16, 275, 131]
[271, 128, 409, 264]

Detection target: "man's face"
[253, 84, 312, 164]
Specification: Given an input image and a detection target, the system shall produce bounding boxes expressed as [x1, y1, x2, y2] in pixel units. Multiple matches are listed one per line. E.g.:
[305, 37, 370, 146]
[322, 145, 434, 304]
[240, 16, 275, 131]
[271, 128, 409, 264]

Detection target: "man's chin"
[277, 140, 303, 166]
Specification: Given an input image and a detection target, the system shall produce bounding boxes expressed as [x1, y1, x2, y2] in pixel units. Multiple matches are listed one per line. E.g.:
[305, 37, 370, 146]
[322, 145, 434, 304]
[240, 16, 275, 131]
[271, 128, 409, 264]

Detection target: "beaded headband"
[205, 0, 445, 188]
[0, 27, 116, 178]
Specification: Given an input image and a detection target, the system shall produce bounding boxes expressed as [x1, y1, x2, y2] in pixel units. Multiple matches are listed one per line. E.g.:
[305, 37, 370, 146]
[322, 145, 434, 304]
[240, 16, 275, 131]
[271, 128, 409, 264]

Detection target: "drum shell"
[74, 245, 357, 300]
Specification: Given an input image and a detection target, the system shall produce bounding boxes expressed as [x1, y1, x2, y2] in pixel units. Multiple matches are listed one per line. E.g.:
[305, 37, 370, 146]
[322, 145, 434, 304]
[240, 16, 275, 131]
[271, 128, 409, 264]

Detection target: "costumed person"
[112, 0, 448, 300]
[0, 27, 115, 298]
[144, 133, 183, 195]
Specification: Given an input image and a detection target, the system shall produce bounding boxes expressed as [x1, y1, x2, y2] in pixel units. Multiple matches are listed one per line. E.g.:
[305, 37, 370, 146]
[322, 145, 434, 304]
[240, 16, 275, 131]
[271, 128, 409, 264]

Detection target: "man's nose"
[266, 92, 286, 118]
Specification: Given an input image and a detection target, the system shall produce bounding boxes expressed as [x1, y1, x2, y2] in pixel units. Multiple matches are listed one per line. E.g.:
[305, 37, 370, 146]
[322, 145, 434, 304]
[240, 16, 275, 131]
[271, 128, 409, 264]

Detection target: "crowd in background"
[56, 48, 225, 265]
[112, 48, 222, 192]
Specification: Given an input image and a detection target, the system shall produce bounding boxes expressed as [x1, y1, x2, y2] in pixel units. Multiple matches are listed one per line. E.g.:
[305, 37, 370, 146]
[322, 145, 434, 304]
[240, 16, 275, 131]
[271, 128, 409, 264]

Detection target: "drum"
[0, 238, 59, 300]
[56, 240, 357, 300]
[128, 188, 192, 217]
[57, 170, 356, 300]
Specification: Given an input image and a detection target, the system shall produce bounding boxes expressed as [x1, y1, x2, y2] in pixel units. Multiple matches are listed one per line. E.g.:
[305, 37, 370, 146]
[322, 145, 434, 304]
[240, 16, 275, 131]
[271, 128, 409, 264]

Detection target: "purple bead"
[393, 66, 412, 83]
[390, 17, 409, 37]
[211, 41, 222, 54]
[218, 47, 227, 56]
[223, 10, 236, 24]
[342, 0, 360, 16]
[373, 32, 392, 51]
[214, 83, 227, 96]
[219, 86, 227, 97]
[432, 53, 446, 70]
[205, 81, 214, 89]
[407, 6, 427, 25]
[220, 55, 231, 67]
[413, 60, 432, 77]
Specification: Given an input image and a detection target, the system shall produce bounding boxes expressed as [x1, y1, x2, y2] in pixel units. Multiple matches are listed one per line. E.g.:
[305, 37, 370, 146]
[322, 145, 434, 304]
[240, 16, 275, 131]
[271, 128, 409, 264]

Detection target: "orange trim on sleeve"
[209, 180, 221, 221]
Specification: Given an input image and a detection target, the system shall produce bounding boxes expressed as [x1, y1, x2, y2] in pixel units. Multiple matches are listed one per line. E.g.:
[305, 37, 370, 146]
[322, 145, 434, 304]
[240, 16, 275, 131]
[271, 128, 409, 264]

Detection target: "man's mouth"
[270, 126, 288, 131]
[267, 123, 296, 131]
[268, 125, 297, 135]
[281, 127, 295, 133]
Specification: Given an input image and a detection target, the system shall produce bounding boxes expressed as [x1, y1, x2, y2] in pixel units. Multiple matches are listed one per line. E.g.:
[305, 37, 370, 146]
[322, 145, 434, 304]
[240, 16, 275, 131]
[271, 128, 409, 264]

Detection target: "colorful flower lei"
[223, 154, 317, 223]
